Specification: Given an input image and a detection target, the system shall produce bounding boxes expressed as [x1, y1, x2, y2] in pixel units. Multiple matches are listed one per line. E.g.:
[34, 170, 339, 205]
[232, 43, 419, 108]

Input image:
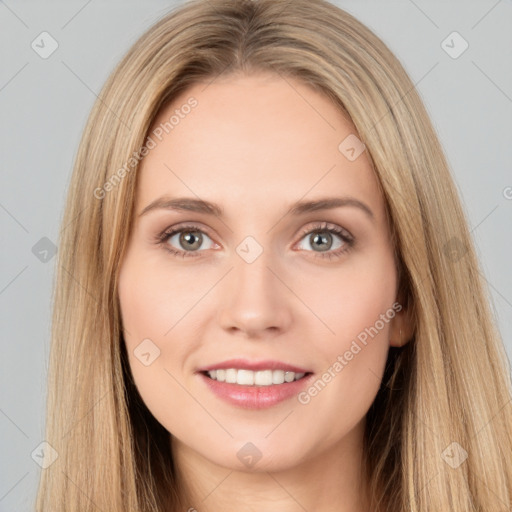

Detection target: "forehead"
[137, 73, 384, 223]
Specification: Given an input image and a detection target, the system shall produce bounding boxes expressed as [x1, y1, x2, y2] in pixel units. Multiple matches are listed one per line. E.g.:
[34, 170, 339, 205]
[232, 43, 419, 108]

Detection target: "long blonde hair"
[36, 0, 512, 510]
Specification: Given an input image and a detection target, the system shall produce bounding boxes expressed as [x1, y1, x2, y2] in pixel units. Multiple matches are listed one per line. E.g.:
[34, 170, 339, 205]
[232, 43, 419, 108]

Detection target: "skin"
[118, 71, 413, 512]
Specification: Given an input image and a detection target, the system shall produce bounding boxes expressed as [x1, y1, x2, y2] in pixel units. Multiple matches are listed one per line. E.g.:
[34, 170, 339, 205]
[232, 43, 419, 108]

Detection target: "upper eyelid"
[298, 222, 352, 238]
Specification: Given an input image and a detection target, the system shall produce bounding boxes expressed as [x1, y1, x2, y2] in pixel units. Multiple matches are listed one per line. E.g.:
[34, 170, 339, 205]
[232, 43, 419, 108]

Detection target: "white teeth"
[225, 368, 237, 384]
[206, 369, 307, 386]
[272, 369, 285, 384]
[237, 369, 254, 385]
[255, 369, 272, 385]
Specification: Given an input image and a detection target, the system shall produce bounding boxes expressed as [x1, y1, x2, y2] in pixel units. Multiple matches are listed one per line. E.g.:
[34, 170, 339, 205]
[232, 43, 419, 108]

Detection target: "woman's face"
[118, 72, 406, 472]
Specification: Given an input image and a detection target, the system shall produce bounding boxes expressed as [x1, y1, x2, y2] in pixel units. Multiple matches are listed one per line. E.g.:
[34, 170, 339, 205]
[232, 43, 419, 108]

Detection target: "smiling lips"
[197, 358, 314, 409]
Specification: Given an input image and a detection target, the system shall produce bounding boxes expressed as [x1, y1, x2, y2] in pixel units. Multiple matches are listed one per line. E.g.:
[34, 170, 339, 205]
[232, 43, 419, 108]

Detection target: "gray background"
[1, 1, 511, 510]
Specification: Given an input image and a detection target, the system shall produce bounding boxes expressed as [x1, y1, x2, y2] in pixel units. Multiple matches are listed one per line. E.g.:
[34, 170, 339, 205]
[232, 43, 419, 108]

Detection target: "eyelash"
[156, 222, 355, 260]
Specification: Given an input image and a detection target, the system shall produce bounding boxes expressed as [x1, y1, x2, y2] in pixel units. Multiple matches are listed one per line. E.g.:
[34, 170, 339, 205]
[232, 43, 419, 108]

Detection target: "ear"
[388, 301, 415, 348]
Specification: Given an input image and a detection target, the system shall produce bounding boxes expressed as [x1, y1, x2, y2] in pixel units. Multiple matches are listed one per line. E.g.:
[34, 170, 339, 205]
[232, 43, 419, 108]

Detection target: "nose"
[217, 248, 293, 338]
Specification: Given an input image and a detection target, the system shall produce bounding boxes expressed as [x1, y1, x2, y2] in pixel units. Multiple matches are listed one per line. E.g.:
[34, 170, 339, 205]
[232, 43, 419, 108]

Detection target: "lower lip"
[199, 372, 314, 409]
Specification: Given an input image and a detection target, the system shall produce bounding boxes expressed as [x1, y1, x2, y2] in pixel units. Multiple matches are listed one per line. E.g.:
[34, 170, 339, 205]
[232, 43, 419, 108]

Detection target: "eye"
[157, 224, 217, 258]
[295, 222, 354, 260]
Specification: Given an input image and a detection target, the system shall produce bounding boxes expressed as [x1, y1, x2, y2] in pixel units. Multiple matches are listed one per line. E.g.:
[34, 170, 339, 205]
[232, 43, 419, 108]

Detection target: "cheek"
[297, 247, 397, 348]
[119, 255, 200, 342]
[118, 254, 184, 377]
[292, 250, 397, 421]
[118, 257, 203, 433]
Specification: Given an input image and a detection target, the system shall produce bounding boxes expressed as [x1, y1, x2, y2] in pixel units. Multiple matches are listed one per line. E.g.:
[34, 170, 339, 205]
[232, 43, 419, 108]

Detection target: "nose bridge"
[218, 239, 292, 335]
[232, 241, 280, 309]
[234, 243, 274, 296]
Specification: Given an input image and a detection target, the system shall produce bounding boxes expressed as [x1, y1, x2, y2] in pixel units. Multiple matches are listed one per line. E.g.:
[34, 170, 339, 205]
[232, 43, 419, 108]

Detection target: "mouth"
[196, 358, 314, 409]
[200, 368, 313, 386]
[198, 366, 315, 409]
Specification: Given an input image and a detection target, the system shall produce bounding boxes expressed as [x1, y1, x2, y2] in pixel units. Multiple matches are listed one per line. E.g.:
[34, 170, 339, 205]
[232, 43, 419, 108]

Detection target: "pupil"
[181, 231, 201, 250]
[312, 232, 331, 252]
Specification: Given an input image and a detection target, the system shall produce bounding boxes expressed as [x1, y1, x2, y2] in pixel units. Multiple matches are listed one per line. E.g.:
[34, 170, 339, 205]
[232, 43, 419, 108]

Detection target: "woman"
[35, 0, 512, 510]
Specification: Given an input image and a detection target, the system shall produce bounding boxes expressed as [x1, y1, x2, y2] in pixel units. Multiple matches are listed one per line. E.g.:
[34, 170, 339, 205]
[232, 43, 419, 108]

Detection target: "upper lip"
[197, 358, 311, 374]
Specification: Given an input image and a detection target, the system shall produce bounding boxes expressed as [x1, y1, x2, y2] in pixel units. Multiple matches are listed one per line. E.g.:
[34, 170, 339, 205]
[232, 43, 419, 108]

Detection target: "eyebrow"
[138, 196, 375, 223]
